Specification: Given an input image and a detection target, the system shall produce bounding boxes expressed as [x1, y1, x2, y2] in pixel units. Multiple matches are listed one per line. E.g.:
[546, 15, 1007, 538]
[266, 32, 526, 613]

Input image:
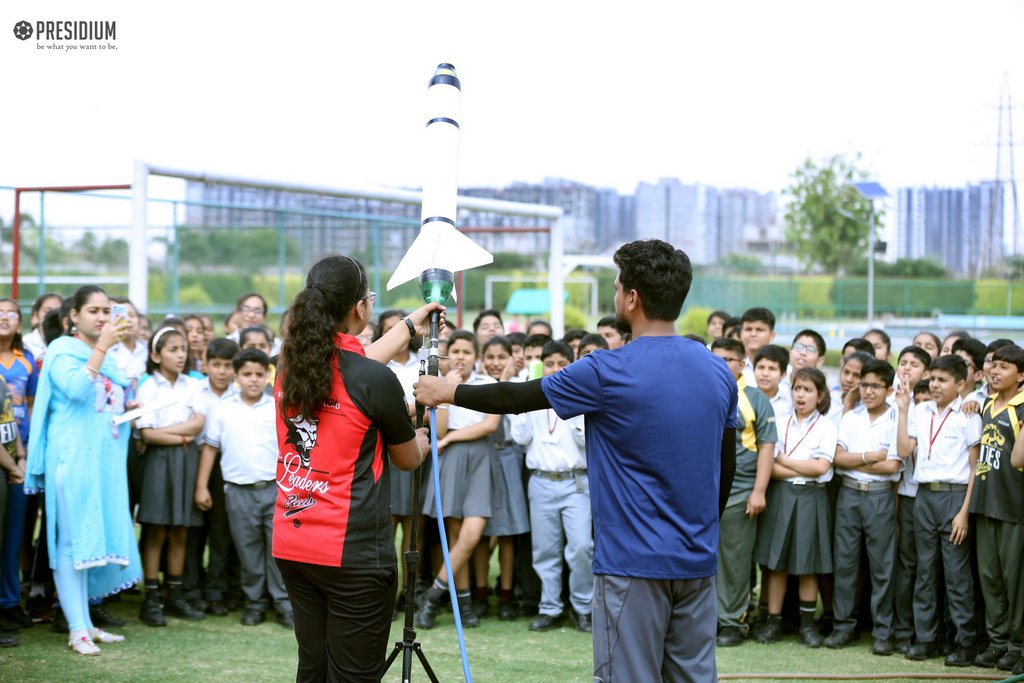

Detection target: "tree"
[783, 155, 884, 275]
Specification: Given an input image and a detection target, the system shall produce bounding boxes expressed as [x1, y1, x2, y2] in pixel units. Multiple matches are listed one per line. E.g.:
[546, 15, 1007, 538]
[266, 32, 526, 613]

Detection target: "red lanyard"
[927, 409, 953, 459]
[547, 409, 558, 435]
[783, 413, 820, 457]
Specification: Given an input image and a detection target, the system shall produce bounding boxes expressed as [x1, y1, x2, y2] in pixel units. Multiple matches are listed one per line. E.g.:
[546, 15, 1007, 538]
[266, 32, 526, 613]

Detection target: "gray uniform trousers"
[716, 493, 757, 629]
[975, 515, 1024, 651]
[224, 481, 292, 615]
[892, 494, 917, 640]
[913, 488, 975, 646]
[528, 473, 594, 617]
[593, 574, 716, 683]
[832, 484, 897, 639]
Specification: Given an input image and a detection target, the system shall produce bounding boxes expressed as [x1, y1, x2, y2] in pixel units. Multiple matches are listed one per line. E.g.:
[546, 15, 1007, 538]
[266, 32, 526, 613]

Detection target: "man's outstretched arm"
[415, 375, 551, 414]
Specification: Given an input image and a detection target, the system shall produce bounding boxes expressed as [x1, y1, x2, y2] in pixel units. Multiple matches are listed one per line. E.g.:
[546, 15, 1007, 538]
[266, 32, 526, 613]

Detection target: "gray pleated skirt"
[423, 438, 492, 520]
[483, 443, 530, 537]
[754, 480, 832, 575]
[389, 456, 431, 517]
[137, 442, 203, 527]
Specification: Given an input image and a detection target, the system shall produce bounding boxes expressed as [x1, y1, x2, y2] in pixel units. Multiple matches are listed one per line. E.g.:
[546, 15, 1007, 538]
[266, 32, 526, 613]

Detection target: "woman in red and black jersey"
[273, 255, 438, 683]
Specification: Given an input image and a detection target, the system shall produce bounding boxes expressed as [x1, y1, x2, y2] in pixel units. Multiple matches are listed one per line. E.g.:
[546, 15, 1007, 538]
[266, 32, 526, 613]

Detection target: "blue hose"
[430, 407, 473, 682]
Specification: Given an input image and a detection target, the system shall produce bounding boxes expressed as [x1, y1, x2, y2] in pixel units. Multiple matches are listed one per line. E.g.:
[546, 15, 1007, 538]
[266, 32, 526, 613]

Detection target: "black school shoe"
[206, 600, 229, 617]
[754, 618, 783, 644]
[716, 626, 746, 647]
[0, 633, 18, 648]
[497, 600, 518, 622]
[893, 637, 913, 655]
[997, 649, 1022, 671]
[871, 638, 893, 656]
[89, 603, 126, 628]
[528, 613, 561, 632]
[49, 607, 69, 633]
[570, 609, 593, 634]
[241, 609, 265, 626]
[906, 641, 938, 660]
[139, 599, 166, 627]
[799, 626, 823, 648]
[944, 645, 977, 667]
[1012, 655, 1024, 676]
[823, 629, 857, 649]
[0, 606, 32, 630]
[165, 598, 206, 621]
[275, 612, 294, 630]
[973, 646, 1006, 668]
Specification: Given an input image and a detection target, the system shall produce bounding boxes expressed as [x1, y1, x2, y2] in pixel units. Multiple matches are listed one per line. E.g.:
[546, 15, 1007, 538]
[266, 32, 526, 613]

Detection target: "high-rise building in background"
[634, 179, 779, 265]
[717, 188, 782, 260]
[461, 178, 634, 255]
[895, 183, 1004, 275]
[634, 179, 719, 264]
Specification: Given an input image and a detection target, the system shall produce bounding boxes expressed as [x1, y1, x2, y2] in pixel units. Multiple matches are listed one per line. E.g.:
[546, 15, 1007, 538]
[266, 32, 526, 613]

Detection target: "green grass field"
[1, 594, 1011, 683]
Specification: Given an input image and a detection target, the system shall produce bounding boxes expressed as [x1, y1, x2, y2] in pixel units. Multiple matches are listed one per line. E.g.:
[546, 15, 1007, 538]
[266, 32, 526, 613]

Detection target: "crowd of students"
[0, 291, 288, 653]
[704, 307, 1024, 675]
[1, 288, 1022, 676]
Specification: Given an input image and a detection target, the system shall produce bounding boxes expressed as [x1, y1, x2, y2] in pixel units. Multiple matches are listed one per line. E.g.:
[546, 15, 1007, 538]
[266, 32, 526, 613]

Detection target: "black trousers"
[276, 559, 397, 683]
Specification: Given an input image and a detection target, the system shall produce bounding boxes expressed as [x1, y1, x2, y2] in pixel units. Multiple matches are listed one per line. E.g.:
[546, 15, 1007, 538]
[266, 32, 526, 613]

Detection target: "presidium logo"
[12, 20, 117, 48]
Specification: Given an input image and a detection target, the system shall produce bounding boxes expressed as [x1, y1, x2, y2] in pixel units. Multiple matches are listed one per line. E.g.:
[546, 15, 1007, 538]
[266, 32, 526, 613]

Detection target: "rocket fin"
[386, 223, 493, 300]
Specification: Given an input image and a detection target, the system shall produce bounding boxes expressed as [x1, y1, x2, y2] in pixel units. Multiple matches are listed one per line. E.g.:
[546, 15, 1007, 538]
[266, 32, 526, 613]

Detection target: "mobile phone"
[112, 303, 128, 328]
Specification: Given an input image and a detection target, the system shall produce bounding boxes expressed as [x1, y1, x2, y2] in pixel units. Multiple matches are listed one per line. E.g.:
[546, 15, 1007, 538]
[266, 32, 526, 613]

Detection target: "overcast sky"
[1, 0, 1021, 238]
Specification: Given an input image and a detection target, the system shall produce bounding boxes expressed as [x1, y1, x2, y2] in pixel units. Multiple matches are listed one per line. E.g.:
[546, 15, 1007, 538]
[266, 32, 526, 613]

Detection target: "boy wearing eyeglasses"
[825, 359, 903, 655]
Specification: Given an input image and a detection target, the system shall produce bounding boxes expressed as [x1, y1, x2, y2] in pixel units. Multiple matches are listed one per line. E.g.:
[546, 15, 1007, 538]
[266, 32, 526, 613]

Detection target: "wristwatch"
[402, 317, 416, 337]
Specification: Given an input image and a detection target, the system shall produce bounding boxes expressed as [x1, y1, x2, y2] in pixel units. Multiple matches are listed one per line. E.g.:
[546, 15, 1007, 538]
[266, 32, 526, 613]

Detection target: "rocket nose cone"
[430, 63, 461, 90]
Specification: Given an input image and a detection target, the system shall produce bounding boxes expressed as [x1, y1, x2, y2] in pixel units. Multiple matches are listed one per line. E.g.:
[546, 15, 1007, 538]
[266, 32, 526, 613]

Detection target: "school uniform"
[107, 340, 148, 384]
[386, 354, 421, 517]
[205, 392, 291, 618]
[832, 404, 903, 640]
[768, 389, 792, 427]
[717, 378, 778, 631]
[483, 415, 530, 537]
[183, 379, 241, 604]
[136, 371, 204, 527]
[909, 395, 981, 648]
[423, 372, 496, 519]
[755, 411, 836, 575]
[969, 392, 1024, 659]
[741, 357, 755, 387]
[891, 399, 920, 643]
[510, 407, 590, 618]
[21, 329, 46, 362]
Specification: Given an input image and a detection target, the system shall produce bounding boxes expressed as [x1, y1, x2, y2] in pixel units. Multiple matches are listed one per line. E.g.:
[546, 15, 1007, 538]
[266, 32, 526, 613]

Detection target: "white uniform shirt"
[446, 372, 496, 431]
[386, 354, 420, 406]
[892, 398, 920, 497]
[22, 329, 47, 360]
[192, 377, 239, 446]
[107, 339, 148, 382]
[204, 393, 277, 484]
[909, 395, 982, 485]
[741, 358, 755, 387]
[510, 409, 586, 472]
[768, 389, 793, 425]
[827, 388, 862, 428]
[135, 371, 200, 429]
[836, 403, 903, 482]
[775, 410, 837, 484]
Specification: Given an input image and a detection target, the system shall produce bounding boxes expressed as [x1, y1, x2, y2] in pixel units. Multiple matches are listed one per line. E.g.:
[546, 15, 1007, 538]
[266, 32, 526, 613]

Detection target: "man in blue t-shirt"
[416, 239, 737, 683]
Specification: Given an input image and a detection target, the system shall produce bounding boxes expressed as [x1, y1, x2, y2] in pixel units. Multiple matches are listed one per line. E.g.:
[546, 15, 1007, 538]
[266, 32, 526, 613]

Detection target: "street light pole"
[867, 204, 875, 329]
